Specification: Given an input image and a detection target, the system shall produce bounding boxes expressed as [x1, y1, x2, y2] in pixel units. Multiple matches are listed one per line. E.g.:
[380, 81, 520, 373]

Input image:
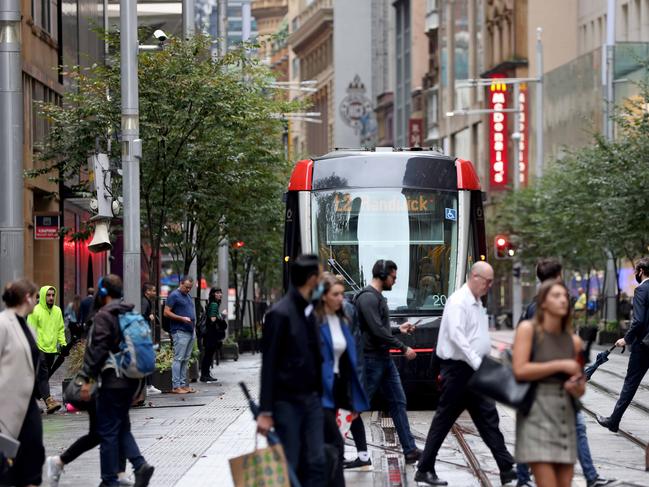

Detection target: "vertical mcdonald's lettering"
[489, 75, 508, 190]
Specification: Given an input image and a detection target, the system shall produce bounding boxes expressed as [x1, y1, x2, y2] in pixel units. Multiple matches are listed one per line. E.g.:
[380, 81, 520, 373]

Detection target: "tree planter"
[597, 330, 624, 345]
[150, 369, 173, 392]
[222, 342, 239, 361]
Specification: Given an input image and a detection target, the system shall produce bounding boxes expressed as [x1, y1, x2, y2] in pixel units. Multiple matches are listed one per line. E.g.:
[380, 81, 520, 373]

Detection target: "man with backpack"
[80, 274, 155, 487]
[355, 259, 421, 465]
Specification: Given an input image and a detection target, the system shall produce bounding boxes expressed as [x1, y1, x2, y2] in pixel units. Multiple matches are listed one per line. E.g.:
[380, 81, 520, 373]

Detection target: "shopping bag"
[229, 442, 290, 487]
[336, 408, 353, 438]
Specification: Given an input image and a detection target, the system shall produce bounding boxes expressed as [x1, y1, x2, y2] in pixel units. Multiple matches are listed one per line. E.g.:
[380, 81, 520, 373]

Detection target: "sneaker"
[133, 463, 154, 487]
[45, 396, 62, 414]
[342, 457, 372, 470]
[46, 456, 63, 486]
[199, 376, 218, 383]
[118, 473, 134, 486]
[146, 385, 162, 395]
[405, 447, 422, 464]
[587, 476, 616, 487]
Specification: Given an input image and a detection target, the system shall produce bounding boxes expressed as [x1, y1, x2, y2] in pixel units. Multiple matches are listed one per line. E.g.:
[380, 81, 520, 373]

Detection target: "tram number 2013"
[430, 295, 447, 306]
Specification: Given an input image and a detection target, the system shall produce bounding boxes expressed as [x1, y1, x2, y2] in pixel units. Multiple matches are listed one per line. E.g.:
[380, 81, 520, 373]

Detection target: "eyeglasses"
[474, 274, 494, 285]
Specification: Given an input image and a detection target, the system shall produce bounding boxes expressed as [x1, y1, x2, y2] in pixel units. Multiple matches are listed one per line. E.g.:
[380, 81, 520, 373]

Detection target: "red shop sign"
[489, 76, 508, 190]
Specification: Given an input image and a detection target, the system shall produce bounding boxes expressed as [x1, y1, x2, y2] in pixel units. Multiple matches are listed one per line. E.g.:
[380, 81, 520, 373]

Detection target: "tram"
[283, 148, 487, 407]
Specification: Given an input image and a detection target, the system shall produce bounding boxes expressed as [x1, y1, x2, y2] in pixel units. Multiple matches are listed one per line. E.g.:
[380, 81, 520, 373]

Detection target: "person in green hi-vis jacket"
[27, 285, 66, 414]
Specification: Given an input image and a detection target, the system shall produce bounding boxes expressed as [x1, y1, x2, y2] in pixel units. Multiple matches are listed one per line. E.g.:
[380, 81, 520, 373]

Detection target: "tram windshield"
[311, 189, 458, 314]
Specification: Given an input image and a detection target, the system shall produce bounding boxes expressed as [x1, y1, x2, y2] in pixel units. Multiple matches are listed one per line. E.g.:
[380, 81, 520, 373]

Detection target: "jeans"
[364, 355, 416, 454]
[516, 411, 597, 485]
[96, 387, 146, 486]
[576, 410, 597, 482]
[172, 330, 195, 389]
[273, 393, 327, 487]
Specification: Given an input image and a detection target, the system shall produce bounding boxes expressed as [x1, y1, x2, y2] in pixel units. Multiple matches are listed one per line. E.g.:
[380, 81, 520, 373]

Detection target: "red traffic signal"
[494, 234, 515, 259]
[233, 241, 245, 249]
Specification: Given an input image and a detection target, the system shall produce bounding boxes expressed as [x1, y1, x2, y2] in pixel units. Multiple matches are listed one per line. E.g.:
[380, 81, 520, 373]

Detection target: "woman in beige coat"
[0, 279, 42, 487]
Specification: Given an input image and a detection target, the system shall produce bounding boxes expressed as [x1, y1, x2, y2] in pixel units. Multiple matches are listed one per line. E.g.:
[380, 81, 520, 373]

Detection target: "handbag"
[468, 356, 536, 415]
[229, 436, 290, 487]
[63, 372, 97, 411]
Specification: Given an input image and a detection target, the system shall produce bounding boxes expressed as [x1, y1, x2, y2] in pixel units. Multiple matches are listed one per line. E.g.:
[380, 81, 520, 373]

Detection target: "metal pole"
[183, 0, 195, 38]
[0, 0, 24, 296]
[241, 0, 251, 42]
[218, 0, 228, 57]
[121, 0, 142, 310]
[604, 0, 618, 323]
[511, 83, 522, 324]
[605, 0, 615, 141]
[218, 238, 229, 316]
[535, 27, 544, 180]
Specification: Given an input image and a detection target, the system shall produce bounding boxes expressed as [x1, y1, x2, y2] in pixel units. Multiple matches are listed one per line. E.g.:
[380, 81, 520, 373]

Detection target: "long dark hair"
[314, 272, 348, 323]
[208, 287, 222, 304]
[533, 279, 573, 338]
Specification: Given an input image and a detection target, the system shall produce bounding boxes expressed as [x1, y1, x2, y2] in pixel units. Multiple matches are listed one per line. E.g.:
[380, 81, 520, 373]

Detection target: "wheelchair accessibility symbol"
[445, 208, 457, 221]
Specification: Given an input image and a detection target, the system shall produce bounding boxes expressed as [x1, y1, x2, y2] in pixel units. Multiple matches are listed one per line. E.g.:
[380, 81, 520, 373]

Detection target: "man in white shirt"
[415, 262, 516, 486]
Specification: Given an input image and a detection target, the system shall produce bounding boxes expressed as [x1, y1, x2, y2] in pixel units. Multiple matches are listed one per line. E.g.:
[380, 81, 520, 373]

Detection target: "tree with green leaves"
[32, 32, 298, 297]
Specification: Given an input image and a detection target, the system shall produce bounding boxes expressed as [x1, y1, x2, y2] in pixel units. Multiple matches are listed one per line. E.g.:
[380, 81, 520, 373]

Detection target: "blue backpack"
[105, 311, 156, 378]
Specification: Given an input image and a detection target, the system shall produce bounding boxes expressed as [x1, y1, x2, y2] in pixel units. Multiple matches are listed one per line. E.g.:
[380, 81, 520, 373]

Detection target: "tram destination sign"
[334, 193, 437, 214]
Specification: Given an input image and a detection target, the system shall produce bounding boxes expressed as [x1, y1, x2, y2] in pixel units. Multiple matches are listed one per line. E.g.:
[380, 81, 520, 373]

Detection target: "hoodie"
[27, 286, 67, 353]
[82, 300, 140, 389]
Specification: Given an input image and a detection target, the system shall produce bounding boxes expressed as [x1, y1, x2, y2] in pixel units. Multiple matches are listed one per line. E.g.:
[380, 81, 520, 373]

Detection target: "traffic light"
[494, 234, 515, 259]
[233, 241, 245, 249]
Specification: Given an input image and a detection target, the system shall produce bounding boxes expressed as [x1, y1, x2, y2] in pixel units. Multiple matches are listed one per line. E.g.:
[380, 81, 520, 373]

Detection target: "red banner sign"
[518, 84, 529, 187]
[489, 77, 508, 189]
[34, 214, 60, 240]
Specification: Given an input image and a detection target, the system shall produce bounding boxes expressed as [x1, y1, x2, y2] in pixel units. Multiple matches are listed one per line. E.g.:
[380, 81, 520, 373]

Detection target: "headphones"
[377, 259, 389, 281]
[97, 277, 108, 297]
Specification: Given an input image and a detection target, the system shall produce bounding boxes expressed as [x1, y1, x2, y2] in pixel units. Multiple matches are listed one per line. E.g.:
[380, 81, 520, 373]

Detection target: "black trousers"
[349, 416, 367, 452]
[37, 351, 57, 400]
[201, 338, 221, 378]
[323, 409, 345, 487]
[1, 396, 44, 486]
[418, 359, 514, 474]
[610, 344, 649, 426]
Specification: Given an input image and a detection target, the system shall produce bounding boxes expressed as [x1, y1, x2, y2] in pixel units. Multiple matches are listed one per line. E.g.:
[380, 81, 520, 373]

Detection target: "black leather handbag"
[468, 356, 536, 415]
[63, 372, 97, 410]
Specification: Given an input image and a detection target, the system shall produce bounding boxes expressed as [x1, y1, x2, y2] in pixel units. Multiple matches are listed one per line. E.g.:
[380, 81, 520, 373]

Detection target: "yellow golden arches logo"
[490, 80, 507, 92]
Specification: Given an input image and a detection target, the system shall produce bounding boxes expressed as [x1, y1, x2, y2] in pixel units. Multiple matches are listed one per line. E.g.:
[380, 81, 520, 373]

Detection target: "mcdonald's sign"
[489, 75, 508, 189]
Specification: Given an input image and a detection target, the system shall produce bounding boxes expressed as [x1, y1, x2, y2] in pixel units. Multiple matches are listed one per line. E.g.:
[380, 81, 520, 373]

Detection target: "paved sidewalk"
[42, 353, 261, 486]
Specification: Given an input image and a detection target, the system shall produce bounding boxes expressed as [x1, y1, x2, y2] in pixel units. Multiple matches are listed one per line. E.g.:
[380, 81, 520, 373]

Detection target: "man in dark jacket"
[257, 254, 326, 487]
[356, 259, 421, 464]
[81, 275, 154, 487]
[598, 257, 649, 432]
[79, 287, 95, 328]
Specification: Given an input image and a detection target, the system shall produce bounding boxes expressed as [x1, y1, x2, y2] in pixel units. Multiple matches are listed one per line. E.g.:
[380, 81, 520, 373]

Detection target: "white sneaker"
[46, 456, 63, 486]
[146, 385, 162, 395]
[118, 472, 134, 486]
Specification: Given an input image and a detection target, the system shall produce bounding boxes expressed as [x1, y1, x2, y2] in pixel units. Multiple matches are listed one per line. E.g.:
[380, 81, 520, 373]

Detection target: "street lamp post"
[121, 0, 142, 310]
[0, 0, 24, 296]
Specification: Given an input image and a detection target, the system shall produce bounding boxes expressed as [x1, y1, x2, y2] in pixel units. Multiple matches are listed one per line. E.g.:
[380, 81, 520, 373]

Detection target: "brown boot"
[45, 396, 61, 414]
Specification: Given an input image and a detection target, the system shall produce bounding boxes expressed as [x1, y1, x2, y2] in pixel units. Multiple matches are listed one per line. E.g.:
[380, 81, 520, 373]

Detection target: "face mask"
[311, 282, 325, 302]
[636, 271, 644, 284]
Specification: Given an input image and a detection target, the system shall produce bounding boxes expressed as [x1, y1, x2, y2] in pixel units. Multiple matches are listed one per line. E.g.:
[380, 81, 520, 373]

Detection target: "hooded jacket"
[27, 286, 67, 353]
